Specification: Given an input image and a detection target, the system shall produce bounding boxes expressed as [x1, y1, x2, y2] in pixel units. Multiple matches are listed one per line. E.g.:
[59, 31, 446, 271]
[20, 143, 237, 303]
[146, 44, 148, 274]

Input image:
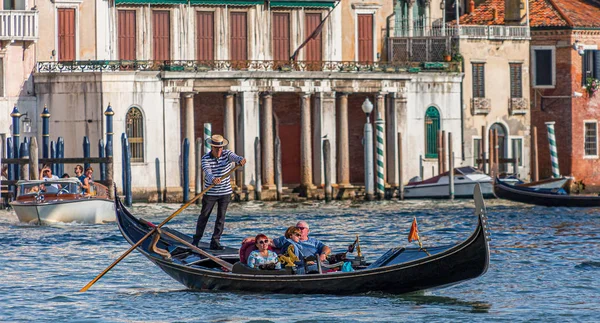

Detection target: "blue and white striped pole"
[203, 123, 212, 154]
[545, 121, 560, 178]
[375, 113, 385, 199]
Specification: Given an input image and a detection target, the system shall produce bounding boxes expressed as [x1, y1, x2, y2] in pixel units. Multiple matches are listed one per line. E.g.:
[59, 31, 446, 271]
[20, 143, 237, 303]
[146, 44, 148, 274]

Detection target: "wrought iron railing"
[471, 97, 491, 115]
[0, 10, 38, 41]
[388, 37, 459, 62]
[509, 97, 528, 115]
[36, 60, 460, 73]
[393, 25, 530, 40]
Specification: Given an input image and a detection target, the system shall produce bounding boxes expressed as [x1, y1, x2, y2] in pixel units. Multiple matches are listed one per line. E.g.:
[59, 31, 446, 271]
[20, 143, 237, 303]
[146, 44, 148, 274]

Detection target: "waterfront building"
[0, 1, 38, 147]
[528, 0, 600, 190]
[31, 0, 465, 201]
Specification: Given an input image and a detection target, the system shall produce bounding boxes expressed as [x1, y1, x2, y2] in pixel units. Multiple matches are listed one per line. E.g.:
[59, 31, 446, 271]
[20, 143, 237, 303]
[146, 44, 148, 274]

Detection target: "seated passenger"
[273, 221, 331, 263]
[277, 226, 304, 259]
[246, 234, 281, 270]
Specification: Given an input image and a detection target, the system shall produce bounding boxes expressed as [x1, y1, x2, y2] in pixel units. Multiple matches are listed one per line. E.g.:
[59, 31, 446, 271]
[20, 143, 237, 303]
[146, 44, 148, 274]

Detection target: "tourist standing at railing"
[192, 134, 246, 250]
[82, 167, 95, 195]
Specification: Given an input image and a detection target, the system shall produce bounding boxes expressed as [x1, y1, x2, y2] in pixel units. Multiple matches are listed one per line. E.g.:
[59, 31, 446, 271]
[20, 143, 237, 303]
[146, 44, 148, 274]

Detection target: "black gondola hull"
[115, 196, 490, 295]
[494, 179, 600, 207]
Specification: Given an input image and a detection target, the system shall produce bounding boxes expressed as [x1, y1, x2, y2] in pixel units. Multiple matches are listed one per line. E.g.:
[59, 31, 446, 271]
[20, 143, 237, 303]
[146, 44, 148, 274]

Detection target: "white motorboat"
[404, 166, 494, 198]
[10, 178, 115, 224]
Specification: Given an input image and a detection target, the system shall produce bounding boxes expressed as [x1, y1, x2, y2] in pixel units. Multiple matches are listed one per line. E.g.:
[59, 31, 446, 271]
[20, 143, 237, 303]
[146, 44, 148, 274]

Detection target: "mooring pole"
[323, 139, 332, 202]
[254, 137, 262, 201]
[532, 126, 539, 181]
[29, 137, 38, 180]
[275, 136, 282, 201]
[448, 132, 454, 200]
[398, 132, 404, 200]
[182, 138, 190, 202]
[41, 105, 50, 159]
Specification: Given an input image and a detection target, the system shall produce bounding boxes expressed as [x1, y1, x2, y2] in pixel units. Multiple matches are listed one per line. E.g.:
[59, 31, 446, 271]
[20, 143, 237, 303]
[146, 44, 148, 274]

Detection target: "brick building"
[528, 0, 600, 189]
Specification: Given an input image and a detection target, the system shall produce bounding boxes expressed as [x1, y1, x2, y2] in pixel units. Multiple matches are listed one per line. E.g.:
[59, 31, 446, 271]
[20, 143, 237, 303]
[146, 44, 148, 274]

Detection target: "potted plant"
[585, 77, 599, 97]
[452, 52, 463, 63]
[443, 51, 452, 62]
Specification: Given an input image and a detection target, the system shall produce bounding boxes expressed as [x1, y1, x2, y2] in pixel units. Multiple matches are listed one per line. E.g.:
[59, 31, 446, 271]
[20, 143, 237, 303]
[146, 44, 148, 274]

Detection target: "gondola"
[494, 177, 600, 207]
[115, 185, 491, 295]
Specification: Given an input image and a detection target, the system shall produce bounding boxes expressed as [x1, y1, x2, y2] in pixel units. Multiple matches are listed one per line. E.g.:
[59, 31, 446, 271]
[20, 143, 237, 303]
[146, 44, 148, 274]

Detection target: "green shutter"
[270, 1, 335, 7]
[425, 106, 440, 159]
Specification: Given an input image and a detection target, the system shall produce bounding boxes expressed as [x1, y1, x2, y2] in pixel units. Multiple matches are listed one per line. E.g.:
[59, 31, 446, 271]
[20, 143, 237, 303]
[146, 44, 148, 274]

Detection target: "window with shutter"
[196, 11, 214, 61]
[424, 107, 440, 158]
[510, 63, 522, 98]
[472, 63, 485, 98]
[584, 121, 598, 157]
[118, 10, 136, 60]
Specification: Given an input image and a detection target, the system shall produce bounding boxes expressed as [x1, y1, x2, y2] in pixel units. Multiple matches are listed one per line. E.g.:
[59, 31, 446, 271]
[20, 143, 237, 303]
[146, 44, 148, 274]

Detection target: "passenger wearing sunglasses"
[247, 234, 281, 270]
[274, 221, 331, 263]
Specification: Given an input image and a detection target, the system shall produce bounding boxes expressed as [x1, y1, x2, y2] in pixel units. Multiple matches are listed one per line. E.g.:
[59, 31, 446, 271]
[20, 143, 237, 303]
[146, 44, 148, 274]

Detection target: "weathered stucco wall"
[460, 38, 531, 179]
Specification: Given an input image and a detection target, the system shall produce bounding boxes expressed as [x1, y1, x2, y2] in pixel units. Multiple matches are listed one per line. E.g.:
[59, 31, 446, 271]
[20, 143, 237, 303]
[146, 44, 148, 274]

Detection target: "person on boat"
[277, 226, 304, 259]
[192, 134, 246, 250]
[74, 165, 85, 183]
[273, 221, 331, 263]
[82, 167, 95, 195]
[61, 173, 70, 179]
[40, 166, 60, 192]
[246, 234, 281, 270]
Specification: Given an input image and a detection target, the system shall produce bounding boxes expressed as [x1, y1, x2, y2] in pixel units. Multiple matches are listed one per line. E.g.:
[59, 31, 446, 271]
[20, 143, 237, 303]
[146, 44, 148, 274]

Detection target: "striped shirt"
[202, 149, 244, 196]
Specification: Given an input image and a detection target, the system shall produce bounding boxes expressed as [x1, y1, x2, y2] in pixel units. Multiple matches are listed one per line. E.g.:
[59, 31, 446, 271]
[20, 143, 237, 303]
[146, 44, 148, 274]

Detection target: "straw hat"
[205, 134, 229, 147]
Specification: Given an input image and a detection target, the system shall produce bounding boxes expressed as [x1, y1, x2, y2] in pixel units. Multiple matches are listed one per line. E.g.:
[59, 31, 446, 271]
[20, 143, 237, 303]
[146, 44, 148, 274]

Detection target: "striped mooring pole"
[545, 121, 560, 178]
[203, 123, 212, 154]
[375, 113, 385, 199]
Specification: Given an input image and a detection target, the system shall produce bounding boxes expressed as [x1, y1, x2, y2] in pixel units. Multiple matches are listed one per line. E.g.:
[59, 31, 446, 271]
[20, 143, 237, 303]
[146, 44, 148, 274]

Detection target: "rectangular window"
[305, 13, 322, 62]
[196, 11, 214, 61]
[230, 12, 248, 62]
[357, 14, 373, 63]
[532, 47, 554, 87]
[584, 121, 598, 157]
[473, 138, 481, 166]
[511, 138, 523, 166]
[583, 50, 600, 84]
[118, 10, 136, 60]
[58, 8, 76, 61]
[472, 63, 485, 98]
[510, 63, 522, 98]
[272, 13, 290, 62]
[152, 11, 171, 61]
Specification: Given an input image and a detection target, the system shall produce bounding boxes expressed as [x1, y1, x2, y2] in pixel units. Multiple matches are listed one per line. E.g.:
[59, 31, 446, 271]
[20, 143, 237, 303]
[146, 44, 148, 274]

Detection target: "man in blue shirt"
[272, 221, 332, 262]
[192, 134, 246, 250]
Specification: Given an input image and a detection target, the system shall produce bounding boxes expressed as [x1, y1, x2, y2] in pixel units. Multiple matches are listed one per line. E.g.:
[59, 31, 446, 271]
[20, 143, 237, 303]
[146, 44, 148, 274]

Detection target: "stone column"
[386, 93, 399, 187]
[236, 91, 260, 189]
[224, 92, 236, 153]
[337, 93, 351, 187]
[376, 92, 387, 186]
[407, 0, 415, 37]
[261, 92, 275, 189]
[300, 92, 315, 189]
[313, 91, 338, 186]
[183, 93, 196, 190]
[224, 92, 236, 187]
[396, 91, 408, 183]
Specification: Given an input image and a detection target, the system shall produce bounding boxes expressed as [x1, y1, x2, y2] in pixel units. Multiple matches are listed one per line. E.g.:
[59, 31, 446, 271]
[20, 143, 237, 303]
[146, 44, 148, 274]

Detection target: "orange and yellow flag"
[408, 217, 419, 243]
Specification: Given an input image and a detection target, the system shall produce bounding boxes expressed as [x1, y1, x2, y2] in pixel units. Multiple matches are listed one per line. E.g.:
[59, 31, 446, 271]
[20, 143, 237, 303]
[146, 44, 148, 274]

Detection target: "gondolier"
[192, 134, 246, 250]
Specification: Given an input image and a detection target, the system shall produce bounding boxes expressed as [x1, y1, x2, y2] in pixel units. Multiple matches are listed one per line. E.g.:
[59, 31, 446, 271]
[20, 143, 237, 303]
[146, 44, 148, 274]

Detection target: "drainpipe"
[386, 12, 395, 61]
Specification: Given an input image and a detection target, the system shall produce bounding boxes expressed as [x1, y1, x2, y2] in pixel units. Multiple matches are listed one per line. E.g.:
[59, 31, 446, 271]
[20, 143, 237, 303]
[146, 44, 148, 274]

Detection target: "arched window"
[425, 106, 440, 158]
[126, 107, 144, 163]
[490, 123, 507, 172]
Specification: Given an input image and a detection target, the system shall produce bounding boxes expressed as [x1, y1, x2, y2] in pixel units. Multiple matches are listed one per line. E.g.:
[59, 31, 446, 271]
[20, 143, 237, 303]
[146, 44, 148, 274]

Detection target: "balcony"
[388, 25, 530, 62]
[0, 10, 39, 42]
[471, 97, 491, 115]
[509, 97, 528, 115]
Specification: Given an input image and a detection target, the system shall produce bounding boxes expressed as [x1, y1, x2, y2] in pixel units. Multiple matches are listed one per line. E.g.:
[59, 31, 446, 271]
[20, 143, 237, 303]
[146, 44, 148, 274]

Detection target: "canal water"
[0, 198, 598, 322]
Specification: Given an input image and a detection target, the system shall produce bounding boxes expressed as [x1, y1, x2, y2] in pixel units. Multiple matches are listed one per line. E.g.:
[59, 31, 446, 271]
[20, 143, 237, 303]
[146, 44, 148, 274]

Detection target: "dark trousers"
[193, 194, 231, 244]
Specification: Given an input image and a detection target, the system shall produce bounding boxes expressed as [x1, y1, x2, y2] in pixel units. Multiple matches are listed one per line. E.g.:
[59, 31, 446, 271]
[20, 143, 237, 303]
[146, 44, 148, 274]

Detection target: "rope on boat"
[150, 228, 172, 260]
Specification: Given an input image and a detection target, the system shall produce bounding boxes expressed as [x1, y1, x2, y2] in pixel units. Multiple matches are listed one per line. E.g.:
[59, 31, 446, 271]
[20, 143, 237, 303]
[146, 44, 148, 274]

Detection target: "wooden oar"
[79, 164, 242, 292]
[159, 229, 233, 271]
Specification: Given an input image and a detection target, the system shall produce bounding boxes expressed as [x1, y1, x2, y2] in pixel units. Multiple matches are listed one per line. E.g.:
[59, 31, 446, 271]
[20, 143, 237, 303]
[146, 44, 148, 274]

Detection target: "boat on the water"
[497, 175, 569, 190]
[11, 178, 115, 224]
[494, 177, 600, 207]
[116, 185, 491, 295]
[403, 166, 493, 198]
